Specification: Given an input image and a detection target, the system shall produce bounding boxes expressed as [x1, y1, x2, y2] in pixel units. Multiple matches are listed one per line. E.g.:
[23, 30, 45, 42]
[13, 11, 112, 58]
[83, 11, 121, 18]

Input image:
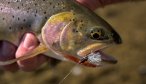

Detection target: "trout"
[0, 0, 122, 67]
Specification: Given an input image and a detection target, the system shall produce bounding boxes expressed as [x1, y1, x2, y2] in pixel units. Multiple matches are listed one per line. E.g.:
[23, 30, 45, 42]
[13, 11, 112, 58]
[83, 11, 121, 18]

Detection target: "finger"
[0, 41, 19, 72]
[76, 0, 99, 10]
[15, 33, 48, 71]
[77, 0, 140, 9]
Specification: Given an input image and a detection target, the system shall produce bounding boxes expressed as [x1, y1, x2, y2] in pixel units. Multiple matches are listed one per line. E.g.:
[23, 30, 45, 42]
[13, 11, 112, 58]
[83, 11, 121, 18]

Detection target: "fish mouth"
[94, 50, 117, 64]
[77, 43, 117, 65]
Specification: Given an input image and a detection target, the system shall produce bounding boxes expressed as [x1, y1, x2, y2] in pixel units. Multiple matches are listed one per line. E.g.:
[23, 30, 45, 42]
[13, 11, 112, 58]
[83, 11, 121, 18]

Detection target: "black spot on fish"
[12, 15, 14, 18]
[49, 2, 52, 5]
[62, 7, 65, 9]
[72, 18, 75, 21]
[9, 27, 12, 30]
[34, 14, 37, 17]
[72, 29, 78, 33]
[57, 3, 60, 6]
[23, 19, 26, 22]
[2, 18, 5, 20]
[27, 10, 29, 13]
[21, 27, 23, 30]
[80, 20, 83, 23]
[29, 25, 31, 28]
[35, 3, 37, 6]
[27, 7, 31, 10]
[53, 5, 55, 8]
[44, 11, 47, 14]
[21, 3, 24, 6]
[16, 0, 19, 2]
[18, 17, 20, 21]
[45, 16, 48, 19]
[17, 6, 20, 9]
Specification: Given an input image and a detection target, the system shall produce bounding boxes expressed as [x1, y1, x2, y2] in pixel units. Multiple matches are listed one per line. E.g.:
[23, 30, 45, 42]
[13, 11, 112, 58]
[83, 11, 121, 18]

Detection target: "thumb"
[15, 33, 40, 71]
[76, 0, 99, 10]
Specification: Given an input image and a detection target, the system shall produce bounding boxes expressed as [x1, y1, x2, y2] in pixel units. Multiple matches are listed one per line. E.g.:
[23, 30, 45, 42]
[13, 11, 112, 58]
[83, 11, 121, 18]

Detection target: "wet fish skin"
[0, 0, 145, 45]
[0, 0, 122, 66]
[0, 0, 81, 45]
[0, 0, 121, 45]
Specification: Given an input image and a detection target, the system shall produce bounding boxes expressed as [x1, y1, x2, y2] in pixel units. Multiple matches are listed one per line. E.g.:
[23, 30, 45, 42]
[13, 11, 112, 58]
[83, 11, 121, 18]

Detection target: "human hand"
[0, 33, 51, 72]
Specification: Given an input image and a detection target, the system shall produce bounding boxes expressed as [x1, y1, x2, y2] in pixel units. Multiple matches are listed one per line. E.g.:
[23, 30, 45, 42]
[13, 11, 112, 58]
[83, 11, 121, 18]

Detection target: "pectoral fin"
[0, 43, 48, 66]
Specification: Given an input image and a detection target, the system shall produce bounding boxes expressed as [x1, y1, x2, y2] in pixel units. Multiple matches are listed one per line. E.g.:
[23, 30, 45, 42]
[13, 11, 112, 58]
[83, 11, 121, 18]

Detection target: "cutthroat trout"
[0, 0, 122, 67]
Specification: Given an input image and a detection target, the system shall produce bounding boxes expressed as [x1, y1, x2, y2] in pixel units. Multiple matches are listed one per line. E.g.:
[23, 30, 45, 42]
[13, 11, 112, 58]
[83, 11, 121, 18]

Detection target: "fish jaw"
[98, 51, 117, 64]
[77, 43, 109, 57]
[76, 42, 118, 66]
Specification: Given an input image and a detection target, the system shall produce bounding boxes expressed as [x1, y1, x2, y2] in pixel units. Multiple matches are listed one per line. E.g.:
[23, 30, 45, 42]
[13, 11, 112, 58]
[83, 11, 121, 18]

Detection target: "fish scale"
[0, 0, 122, 66]
[0, 0, 74, 44]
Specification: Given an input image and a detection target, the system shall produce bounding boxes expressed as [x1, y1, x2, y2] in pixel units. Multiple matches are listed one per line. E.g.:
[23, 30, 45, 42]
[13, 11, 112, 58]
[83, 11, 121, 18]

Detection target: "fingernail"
[22, 33, 38, 50]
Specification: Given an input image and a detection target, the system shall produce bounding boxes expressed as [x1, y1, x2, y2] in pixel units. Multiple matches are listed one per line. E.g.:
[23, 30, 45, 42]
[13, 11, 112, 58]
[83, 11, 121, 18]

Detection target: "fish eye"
[89, 27, 109, 40]
[91, 32, 101, 39]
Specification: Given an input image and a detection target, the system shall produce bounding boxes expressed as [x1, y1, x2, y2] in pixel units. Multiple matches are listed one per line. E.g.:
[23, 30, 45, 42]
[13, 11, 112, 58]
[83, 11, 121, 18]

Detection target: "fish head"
[42, 11, 122, 66]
